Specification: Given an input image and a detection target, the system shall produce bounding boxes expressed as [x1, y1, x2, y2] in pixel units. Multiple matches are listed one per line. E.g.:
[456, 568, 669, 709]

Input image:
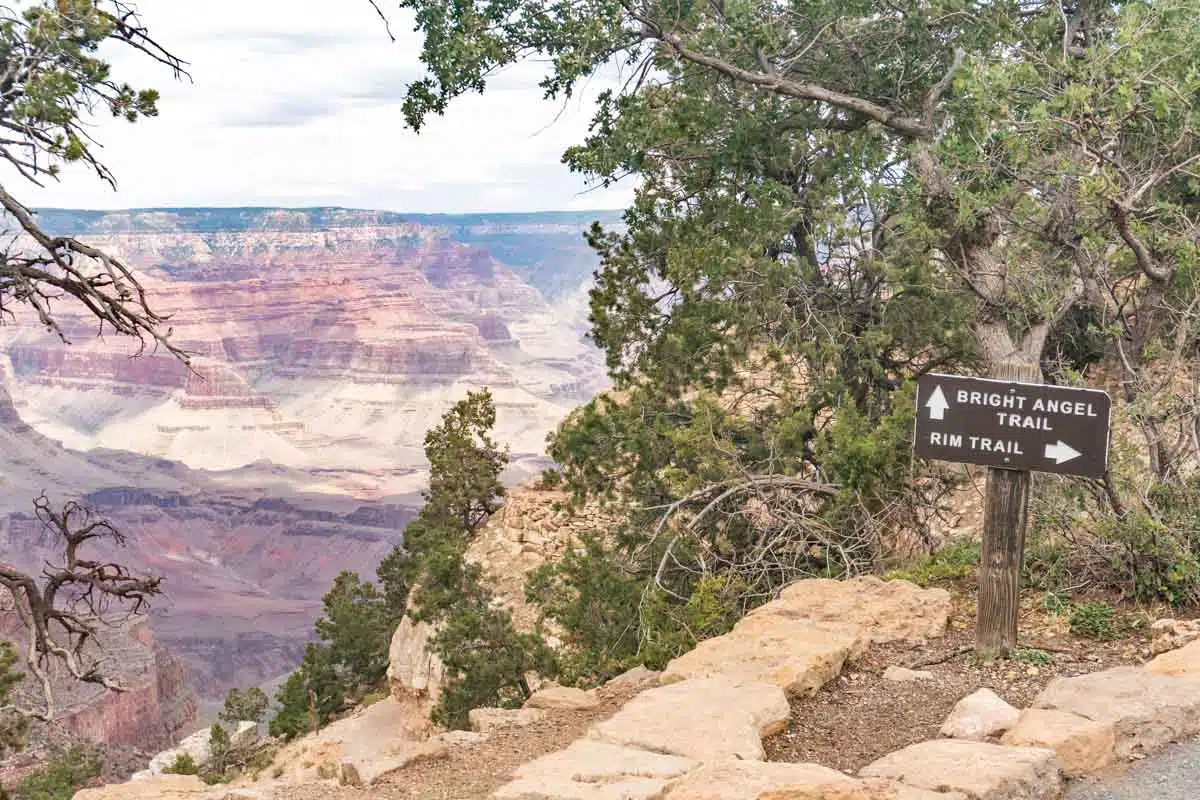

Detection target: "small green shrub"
[884, 538, 979, 587]
[1069, 602, 1117, 641]
[19, 744, 103, 800]
[358, 690, 388, 707]
[1011, 647, 1054, 666]
[163, 752, 200, 776]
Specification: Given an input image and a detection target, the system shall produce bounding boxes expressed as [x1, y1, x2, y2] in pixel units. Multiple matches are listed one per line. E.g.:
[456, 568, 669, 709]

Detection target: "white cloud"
[10, 0, 637, 213]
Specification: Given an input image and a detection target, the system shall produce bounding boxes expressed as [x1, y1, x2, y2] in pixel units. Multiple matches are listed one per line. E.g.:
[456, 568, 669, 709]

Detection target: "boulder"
[1150, 618, 1200, 655]
[860, 740, 1062, 800]
[387, 615, 445, 701]
[654, 760, 858, 799]
[883, 666, 935, 683]
[1001, 709, 1116, 776]
[490, 739, 698, 799]
[1032, 666, 1200, 757]
[1146, 639, 1200, 681]
[524, 685, 601, 711]
[938, 688, 1019, 741]
[586, 677, 790, 762]
[750, 576, 951, 645]
[470, 707, 548, 733]
[661, 614, 864, 697]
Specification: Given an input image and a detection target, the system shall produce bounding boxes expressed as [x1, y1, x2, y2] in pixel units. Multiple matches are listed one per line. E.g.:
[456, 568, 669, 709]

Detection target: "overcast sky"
[12, 0, 635, 214]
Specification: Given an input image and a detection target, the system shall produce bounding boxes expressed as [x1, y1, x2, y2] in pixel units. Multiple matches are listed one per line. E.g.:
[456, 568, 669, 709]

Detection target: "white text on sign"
[953, 390, 1100, 418]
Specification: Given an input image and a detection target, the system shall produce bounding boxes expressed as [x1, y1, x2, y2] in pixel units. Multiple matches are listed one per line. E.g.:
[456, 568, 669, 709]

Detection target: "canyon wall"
[3, 208, 616, 498]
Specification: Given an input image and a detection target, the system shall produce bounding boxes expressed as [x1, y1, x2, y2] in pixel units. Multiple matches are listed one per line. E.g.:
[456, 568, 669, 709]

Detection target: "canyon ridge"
[0, 207, 617, 720]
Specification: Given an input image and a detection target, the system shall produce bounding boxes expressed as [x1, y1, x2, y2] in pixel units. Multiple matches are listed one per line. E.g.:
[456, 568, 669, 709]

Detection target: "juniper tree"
[372, 0, 1199, 657]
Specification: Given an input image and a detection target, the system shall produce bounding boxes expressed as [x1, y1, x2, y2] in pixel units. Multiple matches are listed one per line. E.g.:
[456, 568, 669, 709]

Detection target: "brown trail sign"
[911, 370, 1113, 657]
[913, 373, 1112, 478]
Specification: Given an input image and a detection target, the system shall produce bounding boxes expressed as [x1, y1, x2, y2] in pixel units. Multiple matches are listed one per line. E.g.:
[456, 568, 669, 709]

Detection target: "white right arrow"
[925, 385, 949, 420]
[1044, 440, 1082, 465]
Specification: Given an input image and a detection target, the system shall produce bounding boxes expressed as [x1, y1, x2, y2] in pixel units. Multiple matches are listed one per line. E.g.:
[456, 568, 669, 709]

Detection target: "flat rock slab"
[74, 776, 213, 800]
[525, 685, 601, 711]
[1146, 640, 1200, 681]
[661, 614, 863, 697]
[1002, 708, 1115, 777]
[490, 739, 698, 800]
[750, 576, 951, 645]
[587, 677, 790, 762]
[860, 739, 1063, 800]
[1032, 666, 1200, 757]
[338, 740, 448, 787]
[761, 780, 967, 800]
[655, 760, 859, 799]
[470, 707, 548, 733]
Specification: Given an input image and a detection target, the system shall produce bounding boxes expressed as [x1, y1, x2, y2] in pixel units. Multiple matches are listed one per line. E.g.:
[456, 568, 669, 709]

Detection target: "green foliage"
[17, 744, 102, 800]
[0, 641, 29, 759]
[206, 723, 232, 778]
[313, 571, 395, 693]
[884, 539, 980, 588]
[527, 534, 745, 685]
[1010, 648, 1054, 667]
[268, 644, 345, 741]
[163, 752, 199, 776]
[219, 687, 269, 725]
[1069, 602, 1118, 641]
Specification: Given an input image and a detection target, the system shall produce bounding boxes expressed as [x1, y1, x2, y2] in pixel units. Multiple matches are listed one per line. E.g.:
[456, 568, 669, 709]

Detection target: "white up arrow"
[925, 386, 950, 420]
[1044, 440, 1082, 465]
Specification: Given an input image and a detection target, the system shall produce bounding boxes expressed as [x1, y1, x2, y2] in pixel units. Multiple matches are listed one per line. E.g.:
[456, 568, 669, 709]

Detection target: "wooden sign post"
[913, 367, 1112, 656]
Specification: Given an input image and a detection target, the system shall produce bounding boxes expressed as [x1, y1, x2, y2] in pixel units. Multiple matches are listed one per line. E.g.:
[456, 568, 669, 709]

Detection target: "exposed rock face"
[0, 612, 197, 786]
[4, 208, 615, 496]
[859, 740, 1063, 800]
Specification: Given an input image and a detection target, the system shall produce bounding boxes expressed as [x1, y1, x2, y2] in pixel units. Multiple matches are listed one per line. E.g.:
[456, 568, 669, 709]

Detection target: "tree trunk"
[976, 358, 1041, 657]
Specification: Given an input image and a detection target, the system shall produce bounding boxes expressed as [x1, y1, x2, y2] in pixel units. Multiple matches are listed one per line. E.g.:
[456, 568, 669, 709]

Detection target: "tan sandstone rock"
[661, 614, 864, 697]
[938, 688, 1020, 741]
[73, 775, 212, 800]
[750, 576, 951, 645]
[470, 707, 548, 733]
[524, 685, 601, 711]
[653, 760, 857, 799]
[597, 665, 662, 697]
[491, 739, 698, 800]
[337, 740, 448, 788]
[1032, 666, 1200, 757]
[1146, 639, 1200, 681]
[1150, 618, 1200, 655]
[1001, 708, 1116, 776]
[883, 666, 934, 683]
[859, 739, 1063, 800]
[760, 779, 967, 800]
[387, 614, 445, 702]
[587, 677, 790, 762]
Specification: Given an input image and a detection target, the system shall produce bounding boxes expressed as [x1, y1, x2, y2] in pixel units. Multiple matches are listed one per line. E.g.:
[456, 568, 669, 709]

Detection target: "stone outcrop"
[134, 721, 258, 779]
[491, 740, 698, 800]
[749, 576, 952, 645]
[0, 613, 198, 754]
[1149, 618, 1200, 655]
[1145, 638, 1200, 680]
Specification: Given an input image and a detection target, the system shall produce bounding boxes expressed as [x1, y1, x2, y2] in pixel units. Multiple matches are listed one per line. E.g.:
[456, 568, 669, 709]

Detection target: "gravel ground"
[1065, 737, 1200, 800]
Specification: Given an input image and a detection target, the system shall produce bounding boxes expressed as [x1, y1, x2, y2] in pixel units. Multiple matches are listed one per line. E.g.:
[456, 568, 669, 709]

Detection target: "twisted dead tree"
[0, 0, 191, 361]
[0, 1, 190, 736]
[0, 495, 161, 722]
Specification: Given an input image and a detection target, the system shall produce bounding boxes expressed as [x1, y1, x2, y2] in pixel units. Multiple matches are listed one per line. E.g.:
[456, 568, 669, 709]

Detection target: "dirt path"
[765, 592, 1152, 772]
[285, 682, 643, 800]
